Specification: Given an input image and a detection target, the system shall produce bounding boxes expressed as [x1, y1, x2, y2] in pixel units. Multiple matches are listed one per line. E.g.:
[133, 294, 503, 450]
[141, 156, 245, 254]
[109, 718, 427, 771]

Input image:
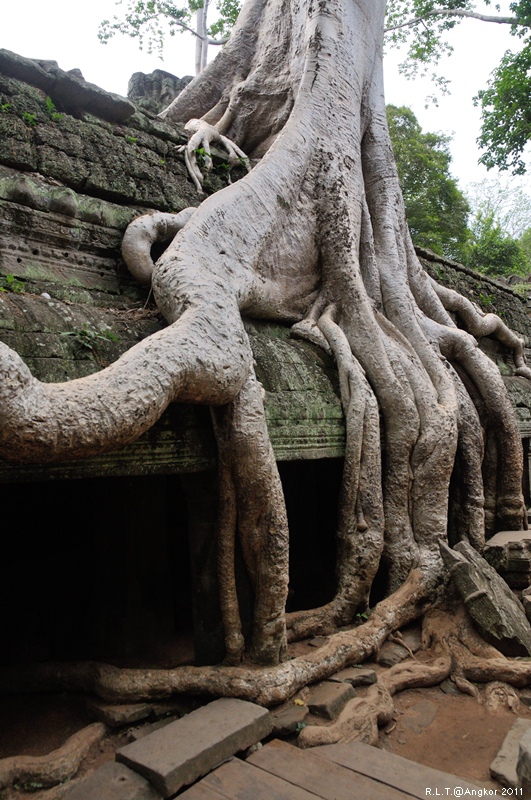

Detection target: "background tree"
[385, 1, 531, 173]
[521, 226, 531, 260]
[463, 176, 531, 275]
[465, 212, 531, 275]
[99, 0, 240, 74]
[387, 104, 470, 260]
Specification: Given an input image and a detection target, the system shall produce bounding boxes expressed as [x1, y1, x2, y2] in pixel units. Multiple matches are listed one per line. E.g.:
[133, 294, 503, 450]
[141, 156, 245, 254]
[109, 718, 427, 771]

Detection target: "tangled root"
[0, 723, 106, 793]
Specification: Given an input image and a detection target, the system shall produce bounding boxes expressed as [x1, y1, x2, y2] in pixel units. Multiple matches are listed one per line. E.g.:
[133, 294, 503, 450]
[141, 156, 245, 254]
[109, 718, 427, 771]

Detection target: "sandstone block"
[86, 699, 152, 728]
[378, 641, 410, 666]
[116, 698, 273, 797]
[64, 760, 161, 800]
[440, 541, 531, 656]
[490, 718, 531, 789]
[517, 727, 531, 797]
[271, 704, 309, 736]
[306, 681, 356, 720]
[328, 667, 377, 687]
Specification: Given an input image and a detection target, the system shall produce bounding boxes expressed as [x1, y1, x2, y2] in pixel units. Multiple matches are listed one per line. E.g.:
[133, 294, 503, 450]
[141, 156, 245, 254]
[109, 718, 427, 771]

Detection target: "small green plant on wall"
[478, 292, 494, 310]
[44, 96, 62, 122]
[61, 325, 118, 352]
[0, 274, 25, 294]
[21, 111, 37, 126]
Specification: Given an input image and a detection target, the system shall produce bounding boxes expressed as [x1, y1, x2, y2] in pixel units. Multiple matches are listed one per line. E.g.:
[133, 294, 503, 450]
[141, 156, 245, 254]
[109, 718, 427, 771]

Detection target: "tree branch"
[174, 17, 229, 45]
[385, 9, 518, 33]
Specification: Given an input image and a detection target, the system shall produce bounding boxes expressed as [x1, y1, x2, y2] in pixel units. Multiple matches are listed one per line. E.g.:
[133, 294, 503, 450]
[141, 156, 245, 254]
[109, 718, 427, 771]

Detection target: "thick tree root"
[0, 723, 106, 792]
[0, 572, 430, 707]
[298, 657, 450, 747]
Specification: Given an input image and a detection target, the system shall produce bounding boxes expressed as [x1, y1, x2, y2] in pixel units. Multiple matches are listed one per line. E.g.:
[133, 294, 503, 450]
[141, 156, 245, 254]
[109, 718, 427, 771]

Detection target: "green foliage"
[125, 135, 138, 144]
[385, 0, 471, 99]
[478, 291, 494, 309]
[0, 102, 11, 113]
[45, 96, 63, 122]
[464, 211, 531, 276]
[61, 325, 119, 353]
[0, 274, 25, 294]
[476, 46, 531, 174]
[385, 2, 531, 172]
[387, 105, 470, 260]
[99, 0, 241, 59]
[521, 226, 531, 259]
[465, 177, 531, 238]
[21, 111, 37, 126]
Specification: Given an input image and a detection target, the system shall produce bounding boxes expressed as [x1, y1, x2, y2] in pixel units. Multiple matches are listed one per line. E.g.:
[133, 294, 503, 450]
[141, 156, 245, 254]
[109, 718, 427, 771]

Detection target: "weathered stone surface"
[399, 625, 423, 653]
[86, 698, 151, 727]
[378, 641, 410, 666]
[440, 679, 461, 696]
[271, 704, 309, 736]
[307, 636, 330, 648]
[306, 681, 356, 720]
[440, 541, 531, 656]
[116, 698, 273, 797]
[0, 49, 136, 123]
[517, 727, 531, 798]
[64, 760, 161, 800]
[490, 718, 531, 789]
[128, 70, 192, 115]
[129, 717, 177, 742]
[328, 667, 377, 687]
[484, 531, 531, 591]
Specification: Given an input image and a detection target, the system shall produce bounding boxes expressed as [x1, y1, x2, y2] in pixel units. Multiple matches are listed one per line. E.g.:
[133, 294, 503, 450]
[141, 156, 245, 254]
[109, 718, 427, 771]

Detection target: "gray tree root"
[0, 723, 105, 791]
[298, 657, 451, 747]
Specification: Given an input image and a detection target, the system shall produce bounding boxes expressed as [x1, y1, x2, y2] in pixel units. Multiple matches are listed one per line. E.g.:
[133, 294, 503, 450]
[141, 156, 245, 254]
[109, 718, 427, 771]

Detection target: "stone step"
[490, 717, 531, 789]
[306, 681, 356, 720]
[328, 667, 377, 687]
[64, 760, 161, 800]
[116, 697, 273, 797]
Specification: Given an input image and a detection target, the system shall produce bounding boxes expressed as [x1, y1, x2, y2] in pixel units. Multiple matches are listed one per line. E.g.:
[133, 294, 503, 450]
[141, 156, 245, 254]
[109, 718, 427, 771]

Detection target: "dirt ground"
[1, 660, 530, 794]
[379, 684, 529, 790]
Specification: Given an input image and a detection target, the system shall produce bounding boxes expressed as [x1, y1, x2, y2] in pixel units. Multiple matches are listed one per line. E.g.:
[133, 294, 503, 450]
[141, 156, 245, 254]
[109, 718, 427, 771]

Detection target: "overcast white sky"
[2, 1, 529, 191]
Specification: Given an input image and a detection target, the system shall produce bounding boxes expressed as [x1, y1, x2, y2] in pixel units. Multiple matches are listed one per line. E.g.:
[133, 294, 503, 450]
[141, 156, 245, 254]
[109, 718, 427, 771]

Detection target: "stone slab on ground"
[86, 699, 152, 728]
[328, 667, 377, 687]
[441, 540, 531, 656]
[116, 697, 273, 797]
[378, 641, 410, 666]
[64, 760, 161, 800]
[271, 704, 309, 736]
[490, 717, 531, 788]
[440, 679, 461, 696]
[129, 717, 178, 742]
[517, 727, 531, 797]
[399, 626, 422, 653]
[307, 636, 330, 648]
[306, 681, 356, 720]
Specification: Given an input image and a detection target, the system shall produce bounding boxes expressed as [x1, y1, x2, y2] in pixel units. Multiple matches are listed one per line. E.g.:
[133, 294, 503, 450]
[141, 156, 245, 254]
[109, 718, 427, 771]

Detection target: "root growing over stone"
[1, 0, 531, 702]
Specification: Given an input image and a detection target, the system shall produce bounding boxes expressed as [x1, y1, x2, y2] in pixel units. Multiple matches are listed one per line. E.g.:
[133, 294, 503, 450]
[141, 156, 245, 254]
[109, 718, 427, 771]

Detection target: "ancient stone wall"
[0, 49, 530, 485]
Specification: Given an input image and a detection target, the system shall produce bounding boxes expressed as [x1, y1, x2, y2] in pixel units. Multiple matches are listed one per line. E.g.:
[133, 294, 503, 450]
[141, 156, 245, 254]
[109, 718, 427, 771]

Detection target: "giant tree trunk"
[1, 0, 530, 681]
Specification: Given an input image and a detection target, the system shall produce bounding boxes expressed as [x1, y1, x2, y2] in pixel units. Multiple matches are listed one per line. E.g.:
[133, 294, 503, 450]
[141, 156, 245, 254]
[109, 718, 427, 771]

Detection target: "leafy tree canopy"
[387, 105, 470, 260]
[385, 1, 531, 172]
[521, 226, 531, 259]
[476, 44, 531, 173]
[463, 176, 531, 274]
[99, 0, 240, 67]
[464, 211, 531, 275]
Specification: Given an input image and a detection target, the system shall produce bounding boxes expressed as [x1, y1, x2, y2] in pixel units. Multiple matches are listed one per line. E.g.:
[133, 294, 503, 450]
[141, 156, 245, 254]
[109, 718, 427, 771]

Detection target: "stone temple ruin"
[3, 46, 531, 795]
[2, 43, 531, 672]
